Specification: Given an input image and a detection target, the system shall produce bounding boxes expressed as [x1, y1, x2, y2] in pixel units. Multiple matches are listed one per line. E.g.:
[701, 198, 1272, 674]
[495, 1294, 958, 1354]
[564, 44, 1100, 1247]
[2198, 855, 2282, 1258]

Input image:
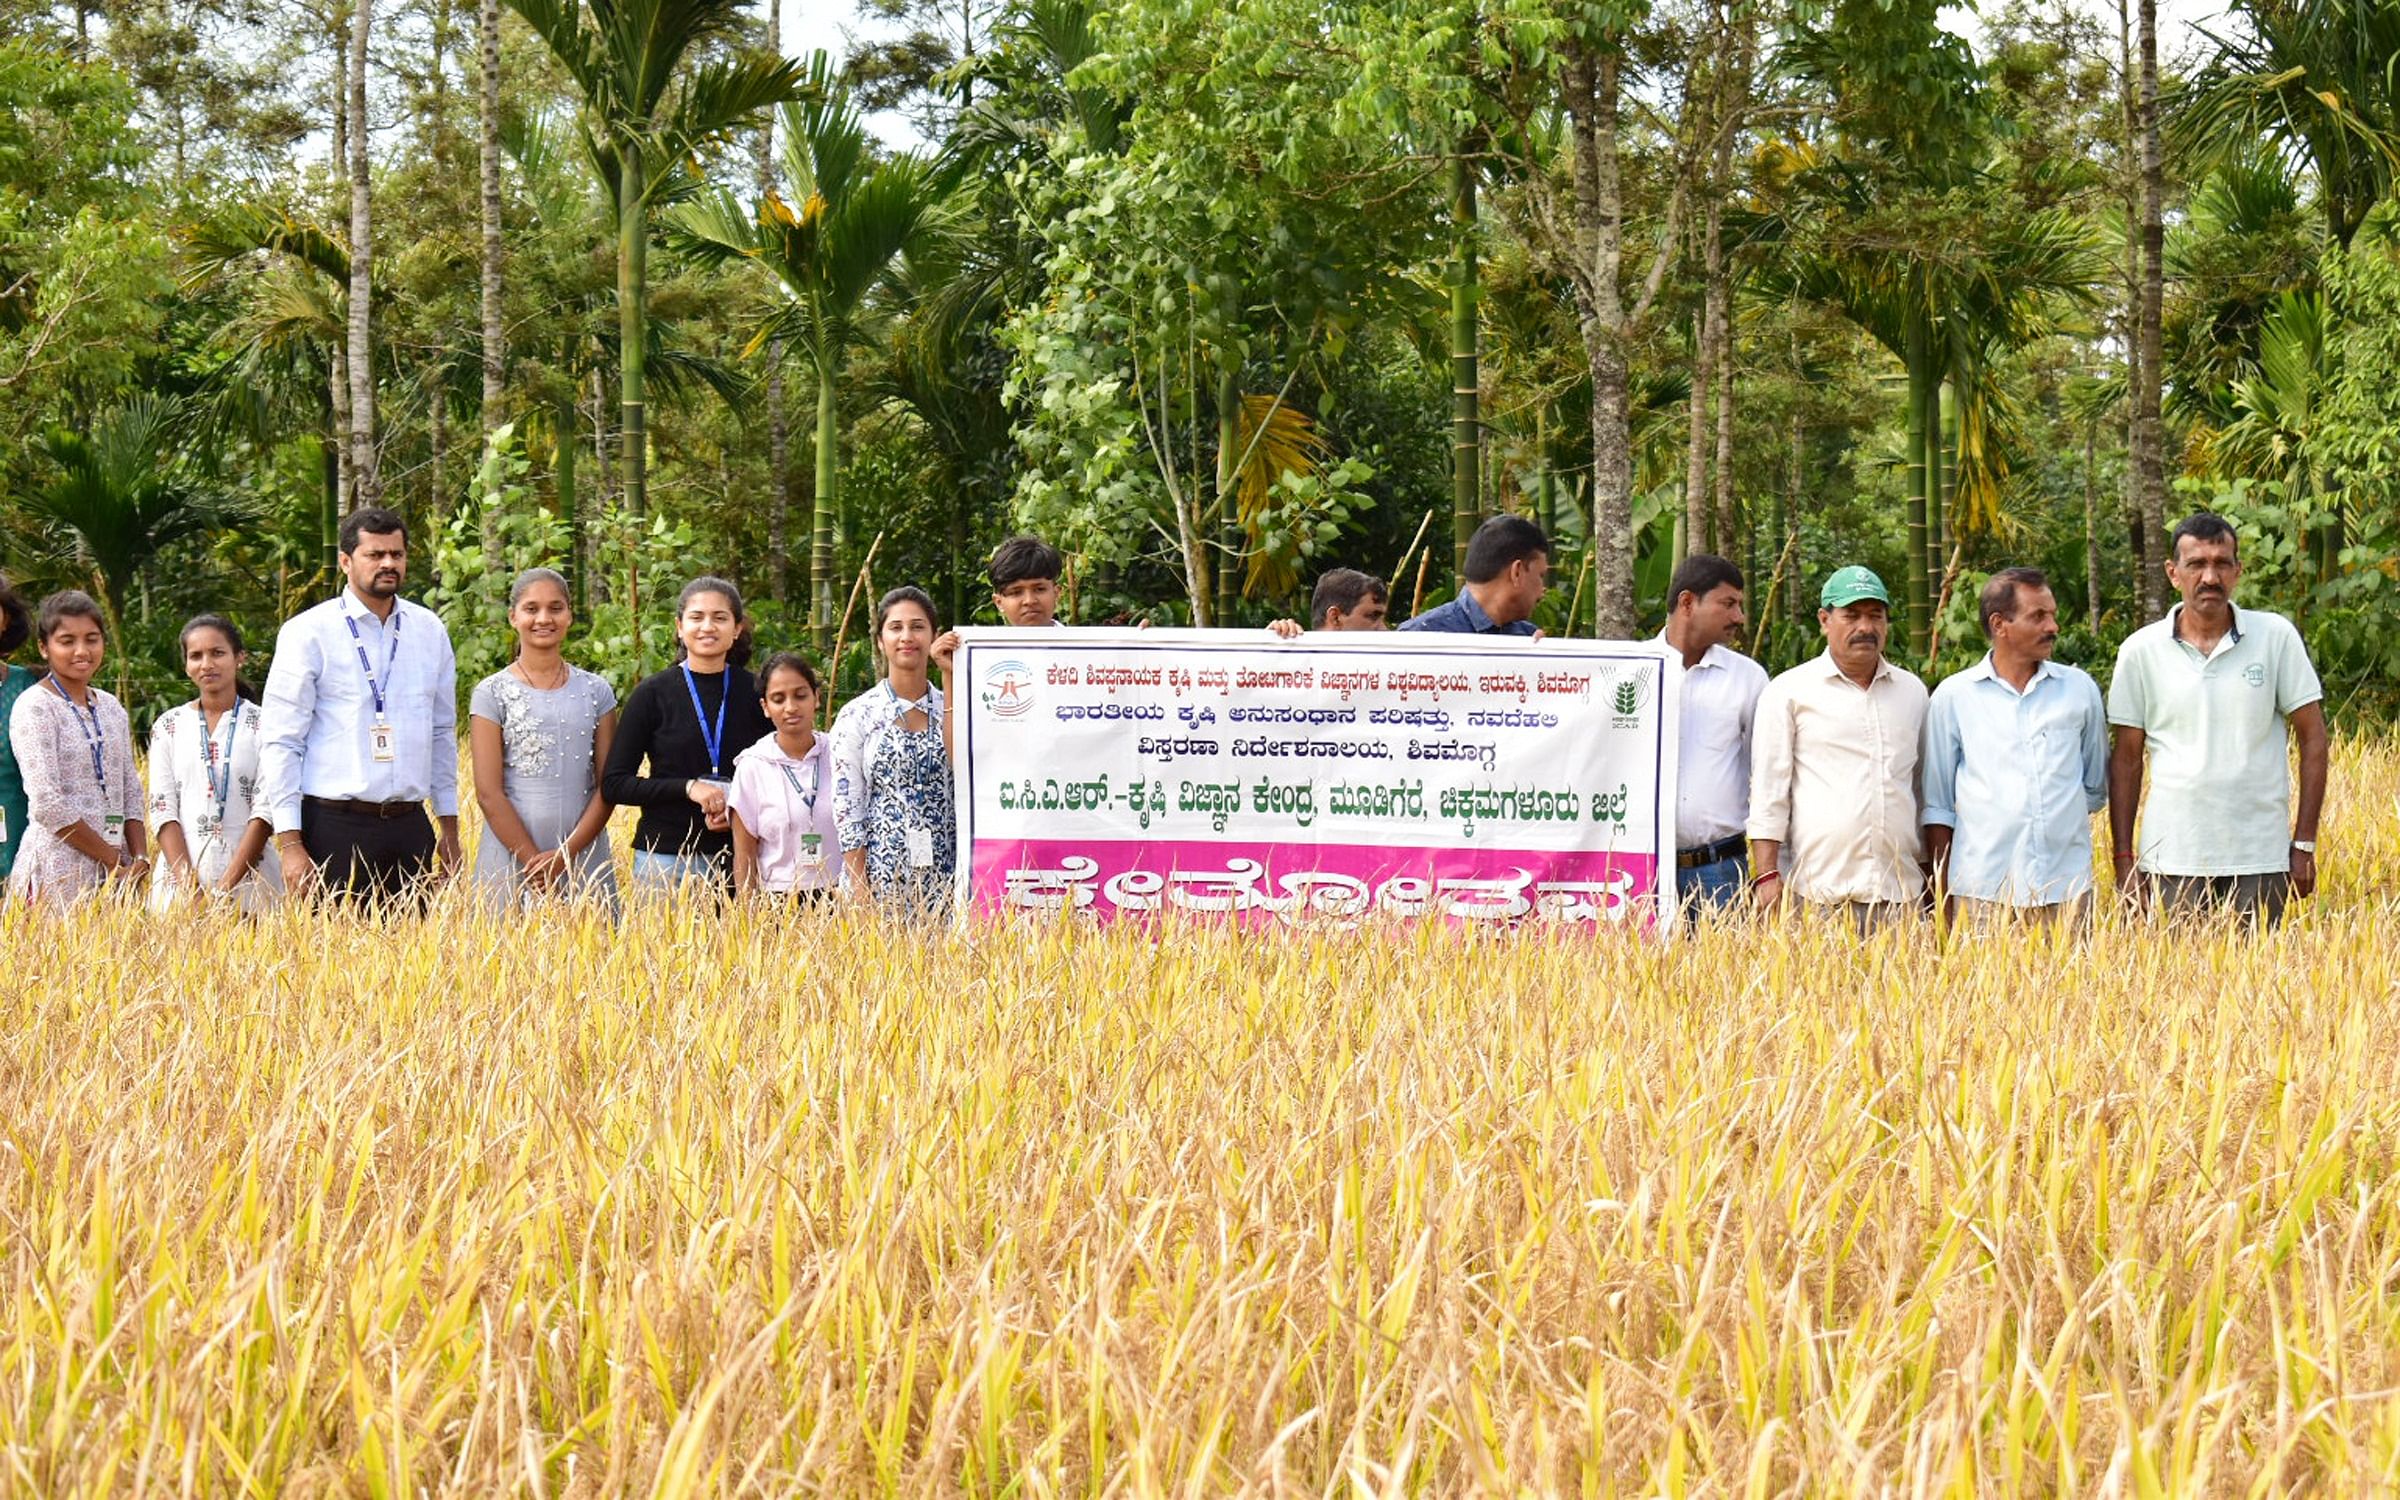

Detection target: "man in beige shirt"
[1747, 565, 1930, 932]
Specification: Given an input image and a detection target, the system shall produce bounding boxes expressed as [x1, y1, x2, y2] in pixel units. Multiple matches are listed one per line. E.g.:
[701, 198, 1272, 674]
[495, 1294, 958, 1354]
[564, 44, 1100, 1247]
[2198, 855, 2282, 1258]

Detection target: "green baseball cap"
[1820, 565, 1892, 610]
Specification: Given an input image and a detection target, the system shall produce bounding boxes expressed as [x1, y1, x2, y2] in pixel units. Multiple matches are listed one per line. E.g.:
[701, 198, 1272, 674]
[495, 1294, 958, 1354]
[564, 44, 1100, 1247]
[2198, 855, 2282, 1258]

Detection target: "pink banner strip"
[970, 837, 1661, 930]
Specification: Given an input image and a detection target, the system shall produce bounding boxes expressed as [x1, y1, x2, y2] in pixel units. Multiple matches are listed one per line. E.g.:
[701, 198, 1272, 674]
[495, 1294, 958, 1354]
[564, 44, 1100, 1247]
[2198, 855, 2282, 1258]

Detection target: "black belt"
[304, 795, 425, 820]
[1676, 834, 1747, 870]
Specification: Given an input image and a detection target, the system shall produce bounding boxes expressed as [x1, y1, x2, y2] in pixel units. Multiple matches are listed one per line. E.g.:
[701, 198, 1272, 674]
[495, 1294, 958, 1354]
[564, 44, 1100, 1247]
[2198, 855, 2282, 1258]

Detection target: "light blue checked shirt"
[1920, 654, 2108, 905]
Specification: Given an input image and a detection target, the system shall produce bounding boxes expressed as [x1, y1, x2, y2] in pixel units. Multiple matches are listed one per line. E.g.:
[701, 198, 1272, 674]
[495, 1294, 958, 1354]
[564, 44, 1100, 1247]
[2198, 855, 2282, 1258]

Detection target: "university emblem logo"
[2243, 663, 2267, 688]
[981, 659, 1036, 718]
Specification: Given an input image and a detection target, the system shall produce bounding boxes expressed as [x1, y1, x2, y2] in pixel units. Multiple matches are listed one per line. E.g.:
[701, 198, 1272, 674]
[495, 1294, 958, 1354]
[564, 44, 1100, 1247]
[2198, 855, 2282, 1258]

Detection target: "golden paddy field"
[3, 743, 2398, 1495]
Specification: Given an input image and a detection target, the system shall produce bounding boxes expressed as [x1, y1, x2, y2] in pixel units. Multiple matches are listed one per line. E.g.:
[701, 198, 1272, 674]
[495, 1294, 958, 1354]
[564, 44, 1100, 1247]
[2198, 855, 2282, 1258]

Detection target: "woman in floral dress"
[8, 591, 148, 908]
[830, 586, 956, 914]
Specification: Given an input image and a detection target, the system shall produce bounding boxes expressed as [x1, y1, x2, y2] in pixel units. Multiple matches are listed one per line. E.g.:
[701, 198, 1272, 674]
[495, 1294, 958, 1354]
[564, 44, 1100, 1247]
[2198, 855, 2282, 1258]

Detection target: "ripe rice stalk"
[0, 740, 2393, 1491]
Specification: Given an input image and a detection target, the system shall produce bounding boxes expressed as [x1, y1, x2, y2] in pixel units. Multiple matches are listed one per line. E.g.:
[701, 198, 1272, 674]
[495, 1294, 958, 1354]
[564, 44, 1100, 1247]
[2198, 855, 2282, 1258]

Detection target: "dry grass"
[3, 743, 2399, 1495]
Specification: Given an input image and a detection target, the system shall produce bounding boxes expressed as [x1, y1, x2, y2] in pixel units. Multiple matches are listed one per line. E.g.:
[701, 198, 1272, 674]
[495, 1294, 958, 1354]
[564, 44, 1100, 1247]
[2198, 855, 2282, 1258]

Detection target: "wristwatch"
[2291, 839, 2317, 854]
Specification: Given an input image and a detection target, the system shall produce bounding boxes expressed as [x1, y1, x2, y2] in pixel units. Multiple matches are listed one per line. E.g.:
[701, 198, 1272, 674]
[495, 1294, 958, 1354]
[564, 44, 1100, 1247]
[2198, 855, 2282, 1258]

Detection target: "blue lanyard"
[203, 705, 239, 827]
[44, 675, 105, 792]
[343, 609, 401, 719]
[776, 755, 818, 811]
[681, 665, 729, 776]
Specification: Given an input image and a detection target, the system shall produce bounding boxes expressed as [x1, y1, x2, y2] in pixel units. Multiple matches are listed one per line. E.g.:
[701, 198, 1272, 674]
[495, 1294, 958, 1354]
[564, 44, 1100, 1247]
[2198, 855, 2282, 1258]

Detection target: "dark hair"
[673, 575, 753, 670]
[1461, 515, 1550, 585]
[338, 505, 408, 555]
[874, 586, 939, 665]
[1668, 554, 1745, 612]
[0, 576, 29, 657]
[754, 650, 823, 699]
[509, 567, 571, 608]
[2170, 511, 2240, 563]
[1311, 568, 1388, 624]
[179, 612, 262, 701]
[989, 535, 1063, 589]
[1978, 566, 2050, 639]
[34, 590, 106, 645]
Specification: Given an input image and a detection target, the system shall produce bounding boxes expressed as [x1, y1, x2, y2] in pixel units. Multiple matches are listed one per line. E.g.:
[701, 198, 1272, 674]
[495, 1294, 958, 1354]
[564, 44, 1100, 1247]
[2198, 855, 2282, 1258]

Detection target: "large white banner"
[951, 629, 1679, 931]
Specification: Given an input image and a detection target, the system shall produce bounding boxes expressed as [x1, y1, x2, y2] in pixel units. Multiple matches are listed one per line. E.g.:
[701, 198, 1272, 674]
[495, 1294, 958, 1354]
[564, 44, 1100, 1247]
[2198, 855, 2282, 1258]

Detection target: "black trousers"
[302, 800, 435, 906]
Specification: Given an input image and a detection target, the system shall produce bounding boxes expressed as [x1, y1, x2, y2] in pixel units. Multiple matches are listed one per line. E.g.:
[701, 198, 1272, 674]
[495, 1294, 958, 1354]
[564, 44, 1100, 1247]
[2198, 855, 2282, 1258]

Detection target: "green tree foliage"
[11, 0, 2400, 718]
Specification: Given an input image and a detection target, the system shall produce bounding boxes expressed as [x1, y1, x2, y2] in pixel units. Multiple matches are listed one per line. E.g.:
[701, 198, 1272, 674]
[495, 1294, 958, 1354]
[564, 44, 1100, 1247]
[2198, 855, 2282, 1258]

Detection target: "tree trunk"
[1929, 376, 1948, 564]
[478, 0, 505, 568]
[556, 390, 581, 612]
[346, 0, 379, 508]
[810, 360, 838, 649]
[1214, 366, 1241, 625]
[1683, 306, 1711, 560]
[1782, 411, 1801, 626]
[322, 409, 342, 576]
[2083, 414, 2102, 630]
[618, 140, 648, 518]
[327, 349, 351, 545]
[1712, 315, 1735, 563]
[1926, 375, 1947, 589]
[1173, 470, 1211, 628]
[759, 0, 790, 603]
[1903, 321, 1932, 657]
[1451, 148, 1480, 580]
[1564, 42, 1643, 640]
[2132, 0, 2168, 616]
[429, 370, 448, 523]
[328, 8, 352, 529]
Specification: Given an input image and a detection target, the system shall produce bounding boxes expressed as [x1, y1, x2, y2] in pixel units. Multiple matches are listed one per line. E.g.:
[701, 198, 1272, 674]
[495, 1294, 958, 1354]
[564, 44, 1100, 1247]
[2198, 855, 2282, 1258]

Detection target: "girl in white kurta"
[7, 591, 147, 908]
[148, 614, 281, 912]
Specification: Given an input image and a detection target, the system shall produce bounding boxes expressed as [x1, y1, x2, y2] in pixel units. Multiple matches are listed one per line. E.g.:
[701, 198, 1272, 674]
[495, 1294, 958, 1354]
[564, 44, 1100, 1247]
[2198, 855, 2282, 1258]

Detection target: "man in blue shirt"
[1920, 566, 2107, 927]
[1398, 516, 1548, 636]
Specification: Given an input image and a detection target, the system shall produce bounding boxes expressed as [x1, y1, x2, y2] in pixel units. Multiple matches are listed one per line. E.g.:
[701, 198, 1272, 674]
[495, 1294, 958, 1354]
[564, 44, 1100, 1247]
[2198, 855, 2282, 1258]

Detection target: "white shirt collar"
[1961, 652, 2058, 691]
[338, 587, 404, 626]
[1655, 632, 1730, 672]
[1818, 650, 1892, 686]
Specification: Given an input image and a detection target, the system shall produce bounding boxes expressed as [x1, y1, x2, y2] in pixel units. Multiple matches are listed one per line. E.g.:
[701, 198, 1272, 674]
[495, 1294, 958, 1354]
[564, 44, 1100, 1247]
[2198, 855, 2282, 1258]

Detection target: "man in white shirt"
[258, 506, 463, 903]
[2107, 511, 2327, 927]
[1747, 565, 1929, 933]
[1658, 554, 1766, 915]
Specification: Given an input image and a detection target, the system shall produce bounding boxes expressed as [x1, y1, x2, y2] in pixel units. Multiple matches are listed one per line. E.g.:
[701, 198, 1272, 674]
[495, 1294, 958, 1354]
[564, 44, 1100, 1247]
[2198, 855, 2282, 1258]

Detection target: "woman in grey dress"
[469, 568, 620, 909]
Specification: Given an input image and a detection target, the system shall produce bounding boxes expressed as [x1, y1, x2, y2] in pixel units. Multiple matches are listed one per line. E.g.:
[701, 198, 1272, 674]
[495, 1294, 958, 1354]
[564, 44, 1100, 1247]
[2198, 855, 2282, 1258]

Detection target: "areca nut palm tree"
[670, 54, 950, 646]
[502, 0, 805, 519]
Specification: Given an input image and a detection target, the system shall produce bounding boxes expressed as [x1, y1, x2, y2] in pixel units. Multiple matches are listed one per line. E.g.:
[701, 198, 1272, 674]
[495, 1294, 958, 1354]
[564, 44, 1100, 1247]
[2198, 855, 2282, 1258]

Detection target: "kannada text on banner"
[951, 629, 1679, 931]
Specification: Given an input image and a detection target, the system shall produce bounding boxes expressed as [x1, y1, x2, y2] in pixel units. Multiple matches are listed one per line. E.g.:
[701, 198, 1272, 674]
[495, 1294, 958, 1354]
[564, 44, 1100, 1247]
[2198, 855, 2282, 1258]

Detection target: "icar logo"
[1607, 662, 1655, 729]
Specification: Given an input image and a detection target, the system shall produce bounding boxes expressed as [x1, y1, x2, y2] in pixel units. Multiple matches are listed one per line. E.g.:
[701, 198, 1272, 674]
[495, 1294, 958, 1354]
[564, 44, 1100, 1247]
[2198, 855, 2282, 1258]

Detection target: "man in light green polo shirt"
[2106, 511, 2328, 927]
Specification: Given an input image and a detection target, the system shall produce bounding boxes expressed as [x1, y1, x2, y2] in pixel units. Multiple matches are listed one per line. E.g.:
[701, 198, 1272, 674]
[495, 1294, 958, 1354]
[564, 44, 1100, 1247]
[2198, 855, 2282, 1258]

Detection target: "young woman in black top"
[602, 576, 773, 892]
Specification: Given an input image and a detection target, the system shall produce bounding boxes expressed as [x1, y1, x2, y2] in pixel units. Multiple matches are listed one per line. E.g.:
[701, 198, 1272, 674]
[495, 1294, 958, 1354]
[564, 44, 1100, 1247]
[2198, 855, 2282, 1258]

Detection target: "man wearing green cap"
[1746, 565, 1930, 933]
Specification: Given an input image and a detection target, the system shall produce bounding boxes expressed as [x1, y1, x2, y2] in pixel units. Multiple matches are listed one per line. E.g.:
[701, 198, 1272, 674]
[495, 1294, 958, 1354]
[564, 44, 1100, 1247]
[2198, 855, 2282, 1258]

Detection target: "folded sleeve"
[1918, 687, 1959, 830]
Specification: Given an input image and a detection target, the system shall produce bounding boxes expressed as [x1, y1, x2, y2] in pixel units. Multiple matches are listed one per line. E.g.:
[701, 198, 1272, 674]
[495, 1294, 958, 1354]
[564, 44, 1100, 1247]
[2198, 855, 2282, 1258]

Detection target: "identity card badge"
[905, 826, 935, 869]
[370, 721, 397, 762]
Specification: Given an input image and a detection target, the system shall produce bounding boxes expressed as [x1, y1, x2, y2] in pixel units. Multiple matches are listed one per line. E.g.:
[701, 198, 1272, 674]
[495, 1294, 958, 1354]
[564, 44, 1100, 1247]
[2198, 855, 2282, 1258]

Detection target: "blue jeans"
[631, 848, 726, 893]
[1676, 852, 1748, 919]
